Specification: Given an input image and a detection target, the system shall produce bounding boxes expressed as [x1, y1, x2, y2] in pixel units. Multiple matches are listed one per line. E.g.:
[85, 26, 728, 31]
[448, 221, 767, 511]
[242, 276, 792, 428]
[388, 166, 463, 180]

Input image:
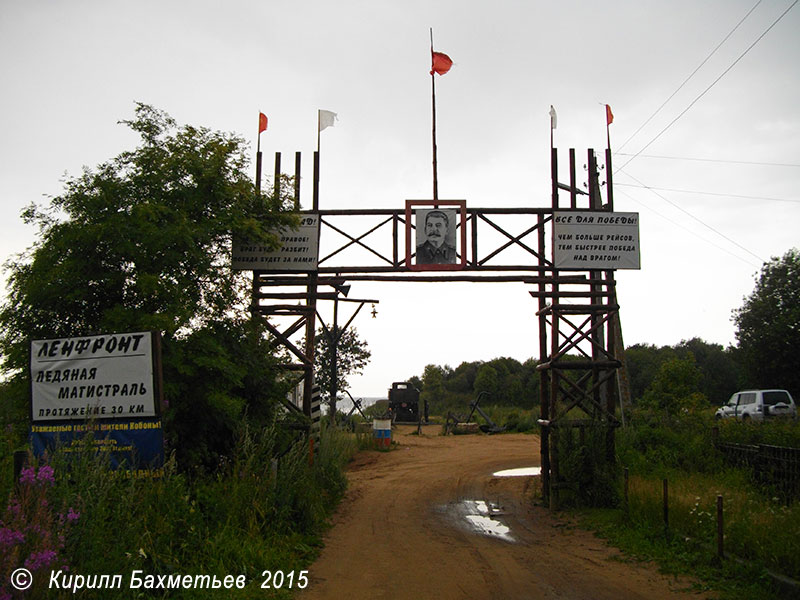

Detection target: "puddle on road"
[492, 467, 541, 477]
[447, 499, 515, 542]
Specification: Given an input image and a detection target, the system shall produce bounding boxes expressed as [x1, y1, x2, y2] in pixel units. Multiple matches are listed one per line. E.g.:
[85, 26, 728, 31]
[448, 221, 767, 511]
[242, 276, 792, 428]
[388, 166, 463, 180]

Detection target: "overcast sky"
[1, 1, 798, 399]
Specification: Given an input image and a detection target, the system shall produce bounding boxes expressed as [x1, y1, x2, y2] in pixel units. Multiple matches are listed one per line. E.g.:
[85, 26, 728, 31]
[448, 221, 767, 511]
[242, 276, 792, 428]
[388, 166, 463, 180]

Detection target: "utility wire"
[615, 182, 800, 204]
[618, 167, 766, 264]
[616, 0, 799, 174]
[617, 0, 763, 153]
[615, 188, 762, 268]
[614, 153, 800, 169]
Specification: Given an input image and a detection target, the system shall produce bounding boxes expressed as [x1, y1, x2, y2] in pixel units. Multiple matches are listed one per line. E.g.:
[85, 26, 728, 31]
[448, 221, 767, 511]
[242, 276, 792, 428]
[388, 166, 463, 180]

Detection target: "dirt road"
[300, 425, 709, 600]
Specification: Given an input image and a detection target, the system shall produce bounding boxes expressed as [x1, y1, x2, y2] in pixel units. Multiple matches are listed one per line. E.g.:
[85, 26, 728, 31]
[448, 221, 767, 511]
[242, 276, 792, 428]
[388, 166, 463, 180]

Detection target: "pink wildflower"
[66, 508, 80, 522]
[24, 549, 58, 571]
[36, 465, 55, 484]
[19, 466, 36, 485]
[0, 527, 25, 547]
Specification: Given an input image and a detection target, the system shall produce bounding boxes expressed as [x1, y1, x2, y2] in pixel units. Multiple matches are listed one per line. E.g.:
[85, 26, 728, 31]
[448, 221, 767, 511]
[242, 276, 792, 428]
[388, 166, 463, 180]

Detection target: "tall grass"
[716, 418, 800, 447]
[0, 423, 357, 599]
[579, 412, 800, 598]
[624, 470, 800, 580]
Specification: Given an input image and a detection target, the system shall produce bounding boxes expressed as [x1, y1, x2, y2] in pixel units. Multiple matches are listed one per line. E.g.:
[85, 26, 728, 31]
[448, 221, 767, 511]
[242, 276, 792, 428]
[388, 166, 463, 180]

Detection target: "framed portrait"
[405, 200, 467, 271]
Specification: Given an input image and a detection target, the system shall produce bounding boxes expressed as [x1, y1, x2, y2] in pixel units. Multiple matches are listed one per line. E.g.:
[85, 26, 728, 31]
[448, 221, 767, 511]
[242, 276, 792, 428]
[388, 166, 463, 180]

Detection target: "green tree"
[313, 326, 371, 406]
[447, 361, 478, 394]
[639, 354, 709, 419]
[675, 337, 741, 404]
[474, 364, 500, 399]
[420, 364, 446, 414]
[625, 343, 677, 401]
[0, 104, 297, 471]
[733, 248, 800, 395]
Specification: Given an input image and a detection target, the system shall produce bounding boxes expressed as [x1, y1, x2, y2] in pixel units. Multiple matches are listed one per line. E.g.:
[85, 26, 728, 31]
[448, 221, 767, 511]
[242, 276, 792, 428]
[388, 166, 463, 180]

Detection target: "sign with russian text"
[30, 331, 160, 422]
[553, 211, 640, 270]
[30, 418, 164, 475]
[231, 215, 320, 271]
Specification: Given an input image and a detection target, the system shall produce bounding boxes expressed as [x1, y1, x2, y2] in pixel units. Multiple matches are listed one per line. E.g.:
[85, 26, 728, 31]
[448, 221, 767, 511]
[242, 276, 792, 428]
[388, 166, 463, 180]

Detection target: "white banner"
[231, 215, 319, 271]
[31, 331, 158, 422]
[553, 211, 640, 270]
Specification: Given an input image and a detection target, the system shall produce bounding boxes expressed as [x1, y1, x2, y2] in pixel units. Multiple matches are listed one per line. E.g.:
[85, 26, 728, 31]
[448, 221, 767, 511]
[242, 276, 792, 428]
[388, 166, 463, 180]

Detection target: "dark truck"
[388, 382, 425, 423]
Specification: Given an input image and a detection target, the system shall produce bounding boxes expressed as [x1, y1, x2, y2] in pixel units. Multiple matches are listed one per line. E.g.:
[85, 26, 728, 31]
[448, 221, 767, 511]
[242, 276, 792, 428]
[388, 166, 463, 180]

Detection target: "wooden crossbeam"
[262, 320, 312, 369]
[476, 214, 542, 265]
[318, 217, 394, 266]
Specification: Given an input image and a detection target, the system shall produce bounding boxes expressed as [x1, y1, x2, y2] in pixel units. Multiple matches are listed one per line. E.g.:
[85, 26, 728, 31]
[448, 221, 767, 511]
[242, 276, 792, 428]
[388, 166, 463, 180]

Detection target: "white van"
[715, 389, 797, 421]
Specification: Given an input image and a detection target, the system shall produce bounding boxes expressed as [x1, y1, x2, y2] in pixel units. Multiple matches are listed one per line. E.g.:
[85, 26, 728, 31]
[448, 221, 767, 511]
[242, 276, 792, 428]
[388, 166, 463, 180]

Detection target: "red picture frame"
[405, 200, 467, 271]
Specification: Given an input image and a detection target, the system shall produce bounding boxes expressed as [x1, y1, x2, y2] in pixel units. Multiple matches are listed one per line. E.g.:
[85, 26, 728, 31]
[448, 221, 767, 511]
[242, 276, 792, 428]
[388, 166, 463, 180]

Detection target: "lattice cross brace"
[319, 217, 394, 266]
[553, 311, 617, 361]
[477, 213, 543, 264]
[262, 320, 312, 368]
[553, 370, 620, 424]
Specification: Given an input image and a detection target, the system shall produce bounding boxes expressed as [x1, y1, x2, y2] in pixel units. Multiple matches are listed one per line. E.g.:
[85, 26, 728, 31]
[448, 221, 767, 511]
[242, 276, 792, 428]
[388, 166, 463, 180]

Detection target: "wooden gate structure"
[249, 147, 627, 507]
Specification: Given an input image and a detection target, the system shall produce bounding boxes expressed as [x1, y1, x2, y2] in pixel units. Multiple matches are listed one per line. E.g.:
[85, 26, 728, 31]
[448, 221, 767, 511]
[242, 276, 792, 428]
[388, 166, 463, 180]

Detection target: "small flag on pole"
[606, 104, 614, 126]
[319, 110, 338, 132]
[430, 51, 453, 76]
[549, 105, 557, 130]
[258, 112, 268, 133]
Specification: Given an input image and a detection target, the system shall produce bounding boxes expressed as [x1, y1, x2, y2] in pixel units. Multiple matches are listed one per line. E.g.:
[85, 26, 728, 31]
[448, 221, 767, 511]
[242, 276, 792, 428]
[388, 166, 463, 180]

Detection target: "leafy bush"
[618, 413, 724, 475]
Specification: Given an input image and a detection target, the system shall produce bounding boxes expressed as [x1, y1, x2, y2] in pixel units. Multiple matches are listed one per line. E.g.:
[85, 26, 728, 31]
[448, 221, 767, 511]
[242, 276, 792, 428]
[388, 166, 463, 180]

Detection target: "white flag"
[319, 110, 338, 132]
[549, 105, 557, 130]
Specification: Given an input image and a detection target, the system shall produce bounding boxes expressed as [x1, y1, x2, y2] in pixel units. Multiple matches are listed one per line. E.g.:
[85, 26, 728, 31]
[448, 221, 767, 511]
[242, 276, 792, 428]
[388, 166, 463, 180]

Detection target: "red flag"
[258, 112, 268, 133]
[605, 104, 614, 126]
[430, 51, 453, 75]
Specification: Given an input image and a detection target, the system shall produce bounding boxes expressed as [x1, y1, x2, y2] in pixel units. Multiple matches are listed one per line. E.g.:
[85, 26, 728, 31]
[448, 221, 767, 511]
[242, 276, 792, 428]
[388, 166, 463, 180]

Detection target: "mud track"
[299, 425, 710, 600]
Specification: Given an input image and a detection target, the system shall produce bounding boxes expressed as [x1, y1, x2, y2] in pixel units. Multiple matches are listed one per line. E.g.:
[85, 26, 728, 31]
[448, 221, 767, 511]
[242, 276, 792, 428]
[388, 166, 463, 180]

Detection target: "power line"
[615, 182, 800, 204]
[613, 153, 800, 169]
[617, 0, 763, 153]
[615, 188, 761, 268]
[617, 0, 799, 174]
[618, 167, 766, 264]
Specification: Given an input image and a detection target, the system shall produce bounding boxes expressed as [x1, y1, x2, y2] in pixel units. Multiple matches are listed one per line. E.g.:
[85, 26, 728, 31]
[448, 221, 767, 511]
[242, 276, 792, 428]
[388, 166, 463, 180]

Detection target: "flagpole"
[430, 28, 439, 204]
[256, 125, 263, 196]
[317, 110, 321, 154]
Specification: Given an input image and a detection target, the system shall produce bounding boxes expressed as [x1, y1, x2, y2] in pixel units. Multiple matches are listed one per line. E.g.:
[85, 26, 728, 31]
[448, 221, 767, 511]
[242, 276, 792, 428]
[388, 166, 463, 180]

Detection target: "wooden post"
[538, 214, 550, 506]
[302, 151, 321, 419]
[623, 467, 629, 516]
[294, 151, 302, 211]
[330, 292, 339, 422]
[605, 147, 614, 207]
[251, 150, 264, 317]
[569, 148, 577, 208]
[663, 478, 669, 537]
[273, 152, 281, 200]
[717, 494, 724, 560]
[549, 319, 560, 511]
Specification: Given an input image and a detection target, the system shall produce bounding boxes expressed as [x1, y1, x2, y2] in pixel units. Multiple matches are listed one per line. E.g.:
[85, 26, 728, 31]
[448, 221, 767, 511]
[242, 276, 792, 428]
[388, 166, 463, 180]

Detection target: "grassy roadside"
[1, 424, 358, 599]
[566, 416, 800, 600]
[577, 506, 781, 600]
